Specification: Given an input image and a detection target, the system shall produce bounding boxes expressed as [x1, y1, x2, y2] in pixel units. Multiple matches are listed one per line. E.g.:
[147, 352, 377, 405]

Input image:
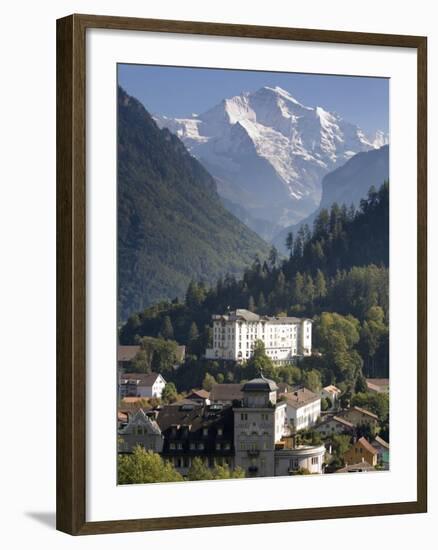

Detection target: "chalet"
[119, 372, 166, 399]
[340, 406, 379, 428]
[314, 415, 355, 437]
[344, 437, 378, 467]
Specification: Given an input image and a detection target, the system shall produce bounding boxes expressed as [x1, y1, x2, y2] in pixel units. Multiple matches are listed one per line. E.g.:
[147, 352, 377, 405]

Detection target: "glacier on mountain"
[155, 86, 388, 236]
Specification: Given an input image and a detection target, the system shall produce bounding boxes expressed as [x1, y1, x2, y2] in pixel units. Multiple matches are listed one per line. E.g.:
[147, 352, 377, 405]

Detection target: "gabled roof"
[187, 389, 210, 400]
[332, 416, 354, 428]
[210, 384, 243, 402]
[118, 345, 141, 362]
[373, 435, 390, 450]
[349, 406, 379, 420]
[318, 415, 354, 429]
[285, 387, 320, 409]
[356, 436, 378, 455]
[119, 408, 162, 435]
[121, 372, 165, 386]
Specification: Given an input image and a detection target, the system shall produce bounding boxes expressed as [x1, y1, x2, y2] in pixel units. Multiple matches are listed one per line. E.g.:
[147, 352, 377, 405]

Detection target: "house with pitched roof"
[117, 345, 141, 370]
[340, 406, 379, 428]
[117, 375, 325, 478]
[343, 436, 378, 467]
[314, 415, 355, 437]
[186, 389, 210, 405]
[372, 435, 390, 469]
[118, 409, 164, 454]
[284, 386, 321, 431]
[119, 372, 166, 399]
[321, 385, 341, 409]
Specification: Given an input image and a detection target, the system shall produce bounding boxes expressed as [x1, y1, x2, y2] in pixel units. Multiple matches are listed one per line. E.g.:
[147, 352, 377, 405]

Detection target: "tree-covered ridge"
[118, 87, 270, 320]
[120, 182, 389, 386]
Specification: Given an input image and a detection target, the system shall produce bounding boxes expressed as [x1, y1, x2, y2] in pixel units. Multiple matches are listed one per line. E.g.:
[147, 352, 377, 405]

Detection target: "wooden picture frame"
[56, 13, 427, 535]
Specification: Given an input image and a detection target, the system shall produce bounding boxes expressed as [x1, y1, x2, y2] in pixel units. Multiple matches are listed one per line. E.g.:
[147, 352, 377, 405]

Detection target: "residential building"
[119, 372, 166, 399]
[343, 437, 378, 467]
[372, 436, 390, 469]
[321, 385, 341, 409]
[118, 374, 325, 477]
[205, 309, 312, 364]
[118, 345, 141, 370]
[118, 409, 164, 454]
[314, 415, 355, 437]
[340, 406, 379, 428]
[209, 383, 244, 404]
[366, 378, 389, 394]
[186, 389, 210, 405]
[158, 402, 235, 475]
[284, 387, 321, 431]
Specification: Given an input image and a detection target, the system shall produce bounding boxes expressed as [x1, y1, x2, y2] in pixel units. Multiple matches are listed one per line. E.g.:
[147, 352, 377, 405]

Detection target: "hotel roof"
[212, 309, 311, 324]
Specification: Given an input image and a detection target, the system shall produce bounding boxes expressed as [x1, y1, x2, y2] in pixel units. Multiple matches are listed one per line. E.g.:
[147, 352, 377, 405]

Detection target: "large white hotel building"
[205, 309, 312, 364]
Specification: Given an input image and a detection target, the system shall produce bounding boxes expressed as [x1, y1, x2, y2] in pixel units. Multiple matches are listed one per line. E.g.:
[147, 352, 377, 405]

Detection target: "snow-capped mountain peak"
[154, 86, 389, 232]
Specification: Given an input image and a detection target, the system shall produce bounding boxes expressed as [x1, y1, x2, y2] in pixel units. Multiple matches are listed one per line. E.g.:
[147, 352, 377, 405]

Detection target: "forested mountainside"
[273, 145, 389, 252]
[120, 182, 389, 384]
[118, 87, 270, 320]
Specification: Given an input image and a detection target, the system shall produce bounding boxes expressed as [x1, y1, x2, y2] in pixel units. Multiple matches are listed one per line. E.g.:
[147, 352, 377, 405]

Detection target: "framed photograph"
[57, 14, 427, 535]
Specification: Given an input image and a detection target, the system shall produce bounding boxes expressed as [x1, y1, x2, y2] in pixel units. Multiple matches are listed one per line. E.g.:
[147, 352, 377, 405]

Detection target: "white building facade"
[233, 376, 324, 477]
[119, 373, 167, 399]
[205, 309, 312, 364]
[285, 388, 321, 431]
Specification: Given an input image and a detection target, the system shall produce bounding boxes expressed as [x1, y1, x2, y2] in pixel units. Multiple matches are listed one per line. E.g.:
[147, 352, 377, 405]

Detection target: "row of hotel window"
[169, 441, 231, 451]
[131, 426, 225, 437]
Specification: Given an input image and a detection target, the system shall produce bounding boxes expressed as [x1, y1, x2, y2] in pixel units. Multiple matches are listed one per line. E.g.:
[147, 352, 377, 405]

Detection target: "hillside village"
[117, 309, 389, 482]
[116, 85, 390, 484]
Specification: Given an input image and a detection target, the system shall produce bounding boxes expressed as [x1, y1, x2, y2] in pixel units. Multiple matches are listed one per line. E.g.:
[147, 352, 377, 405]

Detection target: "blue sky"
[118, 64, 389, 136]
